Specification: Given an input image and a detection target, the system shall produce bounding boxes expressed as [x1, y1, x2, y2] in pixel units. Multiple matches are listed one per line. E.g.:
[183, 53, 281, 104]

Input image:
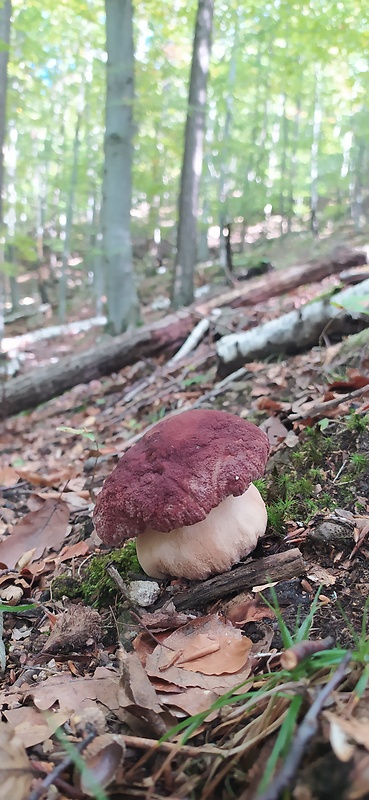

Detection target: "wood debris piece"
[1, 309, 195, 418]
[197, 246, 367, 315]
[217, 278, 369, 375]
[172, 548, 304, 610]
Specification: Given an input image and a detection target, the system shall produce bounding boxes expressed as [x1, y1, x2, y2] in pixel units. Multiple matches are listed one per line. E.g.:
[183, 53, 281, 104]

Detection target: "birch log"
[217, 278, 369, 372]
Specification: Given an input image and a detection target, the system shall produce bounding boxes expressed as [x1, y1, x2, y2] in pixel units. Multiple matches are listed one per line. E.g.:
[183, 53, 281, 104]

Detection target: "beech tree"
[172, 0, 214, 309]
[0, 0, 11, 339]
[101, 0, 139, 334]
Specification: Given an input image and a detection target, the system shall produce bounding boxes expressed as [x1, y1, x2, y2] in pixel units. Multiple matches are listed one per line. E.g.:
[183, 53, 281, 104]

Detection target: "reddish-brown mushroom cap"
[93, 409, 269, 546]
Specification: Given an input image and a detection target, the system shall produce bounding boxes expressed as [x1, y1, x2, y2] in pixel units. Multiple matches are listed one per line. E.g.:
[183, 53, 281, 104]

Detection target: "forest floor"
[0, 229, 369, 800]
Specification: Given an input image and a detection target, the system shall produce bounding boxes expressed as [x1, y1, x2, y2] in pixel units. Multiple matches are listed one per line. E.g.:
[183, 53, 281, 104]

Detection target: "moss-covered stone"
[51, 575, 83, 601]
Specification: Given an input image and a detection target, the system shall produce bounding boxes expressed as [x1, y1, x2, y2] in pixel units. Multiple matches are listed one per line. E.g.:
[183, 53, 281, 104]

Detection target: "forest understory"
[0, 231, 369, 800]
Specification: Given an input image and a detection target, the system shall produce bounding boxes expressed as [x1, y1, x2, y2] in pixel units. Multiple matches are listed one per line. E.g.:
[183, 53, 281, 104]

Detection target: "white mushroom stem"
[135, 483, 267, 581]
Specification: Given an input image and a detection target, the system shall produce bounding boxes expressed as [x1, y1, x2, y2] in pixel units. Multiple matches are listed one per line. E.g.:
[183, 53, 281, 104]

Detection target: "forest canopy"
[0, 0, 368, 331]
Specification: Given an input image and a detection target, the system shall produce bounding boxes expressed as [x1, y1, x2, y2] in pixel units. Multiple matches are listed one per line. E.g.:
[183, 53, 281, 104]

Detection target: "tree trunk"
[0, 311, 195, 418]
[102, 0, 139, 334]
[217, 277, 369, 374]
[0, 0, 10, 228]
[279, 94, 288, 234]
[171, 0, 214, 309]
[218, 30, 237, 270]
[310, 72, 321, 236]
[0, 0, 11, 343]
[59, 109, 82, 322]
[287, 94, 301, 232]
[350, 142, 365, 231]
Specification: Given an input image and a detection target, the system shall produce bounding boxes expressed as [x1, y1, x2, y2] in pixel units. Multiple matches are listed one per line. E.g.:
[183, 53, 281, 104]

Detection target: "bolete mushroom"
[93, 409, 269, 580]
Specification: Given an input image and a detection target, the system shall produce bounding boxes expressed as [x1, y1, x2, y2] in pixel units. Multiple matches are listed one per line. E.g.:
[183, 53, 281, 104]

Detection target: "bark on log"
[217, 277, 369, 375]
[0, 310, 195, 418]
[172, 548, 305, 610]
[196, 247, 367, 314]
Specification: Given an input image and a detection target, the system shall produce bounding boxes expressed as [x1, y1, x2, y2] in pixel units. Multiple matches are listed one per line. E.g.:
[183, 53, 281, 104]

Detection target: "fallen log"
[172, 548, 305, 610]
[1, 247, 366, 419]
[217, 278, 369, 375]
[0, 310, 195, 418]
[196, 246, 367, 314]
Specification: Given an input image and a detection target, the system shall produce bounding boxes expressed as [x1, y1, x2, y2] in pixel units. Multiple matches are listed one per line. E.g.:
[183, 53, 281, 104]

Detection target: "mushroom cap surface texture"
[93, 408, 269, 546]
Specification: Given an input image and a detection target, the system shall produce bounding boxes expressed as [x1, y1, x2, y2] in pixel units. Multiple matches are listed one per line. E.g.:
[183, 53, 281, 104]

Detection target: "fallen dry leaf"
[75, 734, 125, 796]
[325, 712, 369, 753]
[157, 686, 219, 718]
[149, 615, 252, 676]
[260, 416, 289, 447]
[224, 592, 275, 627]
[20, 667, 121, 717]
[0, 498, 70, 568]
[0, 466, 20, 488]
[306, 562, 336, 586]
[0, 721, 33, 800]
[15, 466, 77, 487]
[4, 706, 70, 749]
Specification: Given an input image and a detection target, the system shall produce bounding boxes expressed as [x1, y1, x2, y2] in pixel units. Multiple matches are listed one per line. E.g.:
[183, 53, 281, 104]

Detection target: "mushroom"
[93, 409, 269, 581]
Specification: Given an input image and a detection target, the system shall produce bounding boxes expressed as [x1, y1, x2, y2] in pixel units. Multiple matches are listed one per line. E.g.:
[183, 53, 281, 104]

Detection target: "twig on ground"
[122, 733, 222, 757]
[194, 367, 250, 406]
[106, 564, 141, 613]
[280, 636, 334, 669]
[27, 731, 95, 800]
[288, 385, 369, 421]
[168, 318, 210, 364]
[250, 651, 351, 800]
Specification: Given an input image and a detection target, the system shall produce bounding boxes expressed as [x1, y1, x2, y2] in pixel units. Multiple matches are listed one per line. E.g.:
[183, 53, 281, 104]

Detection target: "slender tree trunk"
[279, 94, 288, 234]
[59, 110, 82, 322]
[102, 0, 139, 334]
[171, 0, 214, 309]
[0, 0, 11, 342]
[287, 95, 301, 232]
[310, 72, 321, 236]
[218, 31, 237, 269]
[350, 142, 365, 231]
[198, 192, 210, 263]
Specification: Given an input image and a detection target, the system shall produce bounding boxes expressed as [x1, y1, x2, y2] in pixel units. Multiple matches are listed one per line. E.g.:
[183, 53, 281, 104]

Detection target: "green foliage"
[82, 541, 140, 607]
[346, 411, 369, 433]
[5, 0, 369, 278]
[266, 428, 334, 532]
[349, 452, 369, 474]
[1, 602, 37, 612]
[332, 295, 369, 316]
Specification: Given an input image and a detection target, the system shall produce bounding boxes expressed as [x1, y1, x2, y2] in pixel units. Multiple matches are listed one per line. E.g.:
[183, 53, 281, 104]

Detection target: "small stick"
[27, 731, 95, 800]
[106, 565, 175, 651]
[122, 733, 222, 757]
[288, 385, 369, 421]
[280, 636, 334, 670]
[252, 651, 351, 800]
[106, 564, 138, 610]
